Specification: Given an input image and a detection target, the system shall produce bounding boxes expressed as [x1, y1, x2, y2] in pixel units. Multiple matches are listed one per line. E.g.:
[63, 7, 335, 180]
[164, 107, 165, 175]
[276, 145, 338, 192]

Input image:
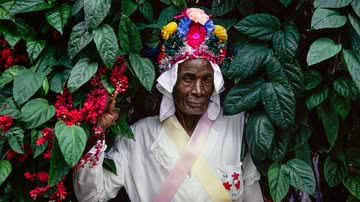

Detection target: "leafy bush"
[0, 0, 359, 201]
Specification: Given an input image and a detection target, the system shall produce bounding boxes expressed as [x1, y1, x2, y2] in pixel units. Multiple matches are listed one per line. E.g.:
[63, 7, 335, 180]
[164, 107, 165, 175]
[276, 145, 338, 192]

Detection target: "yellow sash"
[163, 116, 231, 202]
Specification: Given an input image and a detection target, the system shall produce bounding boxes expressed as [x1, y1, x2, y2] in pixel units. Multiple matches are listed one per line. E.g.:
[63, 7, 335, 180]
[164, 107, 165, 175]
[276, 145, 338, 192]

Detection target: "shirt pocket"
[217, 163, 244, 201]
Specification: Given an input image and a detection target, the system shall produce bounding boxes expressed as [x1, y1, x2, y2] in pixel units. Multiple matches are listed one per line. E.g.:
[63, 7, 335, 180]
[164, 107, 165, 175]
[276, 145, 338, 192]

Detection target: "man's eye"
[183, 77, 192, 82]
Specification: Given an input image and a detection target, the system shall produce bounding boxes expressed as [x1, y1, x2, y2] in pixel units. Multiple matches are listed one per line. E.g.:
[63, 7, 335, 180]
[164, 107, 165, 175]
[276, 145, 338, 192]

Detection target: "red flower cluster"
[186, 23, 206, 48]
[24, 171, 48, 182]
[0, 115, 13, 132]
[50, 181, 68, 201]
[55, 88, 82, 126]
[81, 82, 108, 125]
[0, 37, 29, 71]
[6, 144, 32, 162]
[110, 56, 129, 93]
[29, 185, 50, 200]
[36, 128, 55, 145]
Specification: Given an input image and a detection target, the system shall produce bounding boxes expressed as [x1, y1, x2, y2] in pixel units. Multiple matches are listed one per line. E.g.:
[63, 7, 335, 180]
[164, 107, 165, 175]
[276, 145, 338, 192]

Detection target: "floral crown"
[158, 8, 228, 72]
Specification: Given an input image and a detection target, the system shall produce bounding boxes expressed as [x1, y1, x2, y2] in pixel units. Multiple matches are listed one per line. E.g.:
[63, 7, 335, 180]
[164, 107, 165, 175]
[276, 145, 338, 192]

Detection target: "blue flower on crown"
[204, 19, 214, 36]
[177, 17, 191, 37]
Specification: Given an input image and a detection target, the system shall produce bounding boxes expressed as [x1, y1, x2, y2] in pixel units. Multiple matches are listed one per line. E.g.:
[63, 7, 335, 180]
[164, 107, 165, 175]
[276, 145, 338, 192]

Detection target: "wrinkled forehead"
[177, 58, 214, 75]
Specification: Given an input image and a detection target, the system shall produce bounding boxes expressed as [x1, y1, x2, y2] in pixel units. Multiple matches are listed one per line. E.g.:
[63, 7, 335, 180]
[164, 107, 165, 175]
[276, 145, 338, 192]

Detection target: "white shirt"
[73, 111, 263, 202]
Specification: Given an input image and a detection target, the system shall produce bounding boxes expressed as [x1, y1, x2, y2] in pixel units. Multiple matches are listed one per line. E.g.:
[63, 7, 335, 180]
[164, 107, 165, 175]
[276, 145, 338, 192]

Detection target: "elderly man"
[74, 8, 263, 202]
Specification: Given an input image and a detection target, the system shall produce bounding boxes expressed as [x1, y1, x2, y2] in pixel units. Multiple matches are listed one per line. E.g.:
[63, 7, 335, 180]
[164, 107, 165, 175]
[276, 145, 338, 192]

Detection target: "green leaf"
[324, 153, 348, 187]
[0, 65, 26, 88]
[311, 8, 347, 30]
[352, 0, 360, 18]
[13, 69, 43, 105]
[295, 142, 311, 166]
[0, 97, 20, 119]
[34, 48, 57, 76]
[170, 0, 186, 6]
[224, 79, 265, 115]
[270, 131, 290, 162]
[224, 43, 273, 80]
[307, 38, 342, 66]
[343, 50, 360, 91]
[121, 0, 137, 16]
[20, 98, 55, 129]
[26, 39, 46, 62]
[118, 15, 142, 54]
[272, 24, 300, 62]
[286, 158, 316, 195]
[54, 121, 87, 167]
[283, 62, 305, 97]
[314, 0, 352, 8]
[234, 13, 281, 40]
[30, 129, 48, 158]
[280, 0, 292, 7]
[71, 0, 83, 16]
[93, 25, 120, 68]
[9, 0, 53, 14]
[3, 33, 21, 47]
[155, 6, 179, 28]
[49, 69, 71, 93]
[100, 76, 115, 94]
[109, 116, 134, 139]
[262, 82, 296, 129]
[67, 21, 94, 59]
[344, 173, 360, 199]
[139, 1, 153, 21]
[329, 93, 351, 118]
[265, 58, 290, 88]
[208, 0, 237, 16]
[67, 58, 98, 93]
[45, 3, 72, 34]
[42, 77, 49, 95]
[268, 163, 289, 202]
[245, 112, 274, 161]
[304, 70, 322, 90]
[8, 127, 24, 154]
[103, 158, 117, 175]
[0, 160, 11, 186]
[348, 194, 360, 202]
[129, 53, 155, 91]
[84, 0, 111, 29]
[349, 13, 360, 37]
[49, 139, 71, 186]
[292, 124, 312, 151]
[317, 102, 339, 148]
[306, 86, 329, 110]
[333, 77, 359, 99]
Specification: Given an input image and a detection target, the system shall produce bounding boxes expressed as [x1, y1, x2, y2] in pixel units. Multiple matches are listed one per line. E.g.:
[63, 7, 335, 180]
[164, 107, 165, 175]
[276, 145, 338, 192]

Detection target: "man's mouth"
[187, 101, 206, 108]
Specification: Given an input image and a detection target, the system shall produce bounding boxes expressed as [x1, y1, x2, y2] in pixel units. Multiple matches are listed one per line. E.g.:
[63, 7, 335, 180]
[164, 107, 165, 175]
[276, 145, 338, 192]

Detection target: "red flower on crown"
[186, 23, 206, 48]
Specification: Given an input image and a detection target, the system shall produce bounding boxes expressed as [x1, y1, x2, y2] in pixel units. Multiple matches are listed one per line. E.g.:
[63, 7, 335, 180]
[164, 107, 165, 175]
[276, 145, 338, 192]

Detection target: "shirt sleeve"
[73, 137, 128, 202]
[242, 152, 263, 201]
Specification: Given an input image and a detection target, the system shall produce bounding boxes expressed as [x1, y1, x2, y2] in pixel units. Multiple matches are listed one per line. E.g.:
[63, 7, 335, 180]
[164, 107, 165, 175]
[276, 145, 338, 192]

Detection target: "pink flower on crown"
[186, 23, 206, 48]
[185, 8, 209, 25]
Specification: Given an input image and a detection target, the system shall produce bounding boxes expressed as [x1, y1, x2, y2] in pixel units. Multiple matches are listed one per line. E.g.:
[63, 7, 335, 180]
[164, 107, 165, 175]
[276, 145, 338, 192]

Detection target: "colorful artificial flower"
[177, 17, 191, 37]
[185, 8, 209, 25]
[214, 25, 228, 42]
[186, 23, 206, 48]
[161, 22, 178, 40]
[204, 19, 215, 35]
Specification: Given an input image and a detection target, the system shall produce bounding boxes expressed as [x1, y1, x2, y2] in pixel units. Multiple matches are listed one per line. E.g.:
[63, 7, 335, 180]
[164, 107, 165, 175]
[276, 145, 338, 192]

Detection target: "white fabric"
[156, 60, 225, 122]
[73, 111, 263, 202]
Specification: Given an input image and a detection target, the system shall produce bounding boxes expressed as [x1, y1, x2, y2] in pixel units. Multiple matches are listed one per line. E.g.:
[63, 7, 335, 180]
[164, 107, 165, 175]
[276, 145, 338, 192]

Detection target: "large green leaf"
[265, 58, 289, 88]
[71, 0, 83, 16]
[208, 0, 237, 16]
[26, 39, 46, 62]
[292, 124, 312, 151]
[0, 160, 11, 186]
[8, 127, 24, 154]
[329, 93, 351, 119]
[33, 48, 57, 77]
[54, 121, 87, 167]
[295, 142, 311, 166]
[20, 98, 55, 129]
[67, 21, 94, 59]
[0, 65, 26, 88]
[49, 139, 71, 186]
[49, 69, 71, 93]
[234, 13, 281, 40]
[67, 58, 98, 93]
[317, 102, 339, 148]
[270, 131, 290, 162]
[9, 0, 52, 14]
[245, 112, 274, 161]
[155, 6, 179, 28]
[283, 62, 304, 97]
[311, 8, 347, 30]
[118, 15, 142, 54]
[307, 38, 342, 66]
[272, 24, 300, 62]
[352, 0, 360, 18]
[333, 77, 359, 99]
[30, 129, 48, 158]
[349, 13, 360, 37]
[343, 50, 360, 91]
[121, 0, 137, 16]
[344, 173, 360, 199]
[2, 32, 21, 47]
[286, 158, 316, 195]
[268, 163, 289, 202]
[139, 1, 153, 21]
[93, 24, 120, 68]
[224, 43, 273, 79]
[306, 86, 329, 110]
[129, 53, 155, 91]
[13, 69, 43, 105]
[45, 3, 72, 34]
[324, 153, 348, 187]
[262, 82, 296, 129]
[84, 0, 111, 29]
[314, 0, 352, 8]
[0, 97, 20, 119]
[223, 79, 265, 115]
[304, 70, 322, 90]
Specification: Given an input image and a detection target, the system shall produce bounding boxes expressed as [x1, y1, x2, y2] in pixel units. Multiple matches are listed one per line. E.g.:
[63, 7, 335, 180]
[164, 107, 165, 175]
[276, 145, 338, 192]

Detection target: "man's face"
[174, 58, 214, 115]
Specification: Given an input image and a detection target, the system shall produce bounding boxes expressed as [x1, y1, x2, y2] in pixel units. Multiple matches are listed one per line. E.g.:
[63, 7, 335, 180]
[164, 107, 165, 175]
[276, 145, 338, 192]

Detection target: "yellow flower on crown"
[161, 22, 178, 40]
[214, 25, 228, 43]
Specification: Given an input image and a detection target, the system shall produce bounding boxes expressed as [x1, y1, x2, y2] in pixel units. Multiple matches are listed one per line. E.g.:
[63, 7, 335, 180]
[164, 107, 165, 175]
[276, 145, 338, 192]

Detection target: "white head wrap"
[156, 59, 225, 122]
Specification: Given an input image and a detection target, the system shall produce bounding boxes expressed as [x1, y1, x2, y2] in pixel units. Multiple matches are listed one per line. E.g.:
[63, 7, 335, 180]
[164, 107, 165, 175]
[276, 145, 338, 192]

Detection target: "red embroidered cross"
[232, 172, 240, 180]
[235, 180, 241, 190]
[223, 181, 232, 190]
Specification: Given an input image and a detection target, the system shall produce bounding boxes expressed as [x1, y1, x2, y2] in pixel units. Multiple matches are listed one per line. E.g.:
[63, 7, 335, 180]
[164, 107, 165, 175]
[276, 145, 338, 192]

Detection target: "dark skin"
[97, 58, 214, 137]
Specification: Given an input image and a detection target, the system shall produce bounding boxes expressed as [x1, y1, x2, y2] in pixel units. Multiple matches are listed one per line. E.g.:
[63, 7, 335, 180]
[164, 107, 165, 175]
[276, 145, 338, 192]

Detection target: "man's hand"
[96, 91, 120, 129]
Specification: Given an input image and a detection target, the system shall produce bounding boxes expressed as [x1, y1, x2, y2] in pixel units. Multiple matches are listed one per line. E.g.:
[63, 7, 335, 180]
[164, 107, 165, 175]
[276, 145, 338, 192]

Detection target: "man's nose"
[193, 80, 203, 96]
